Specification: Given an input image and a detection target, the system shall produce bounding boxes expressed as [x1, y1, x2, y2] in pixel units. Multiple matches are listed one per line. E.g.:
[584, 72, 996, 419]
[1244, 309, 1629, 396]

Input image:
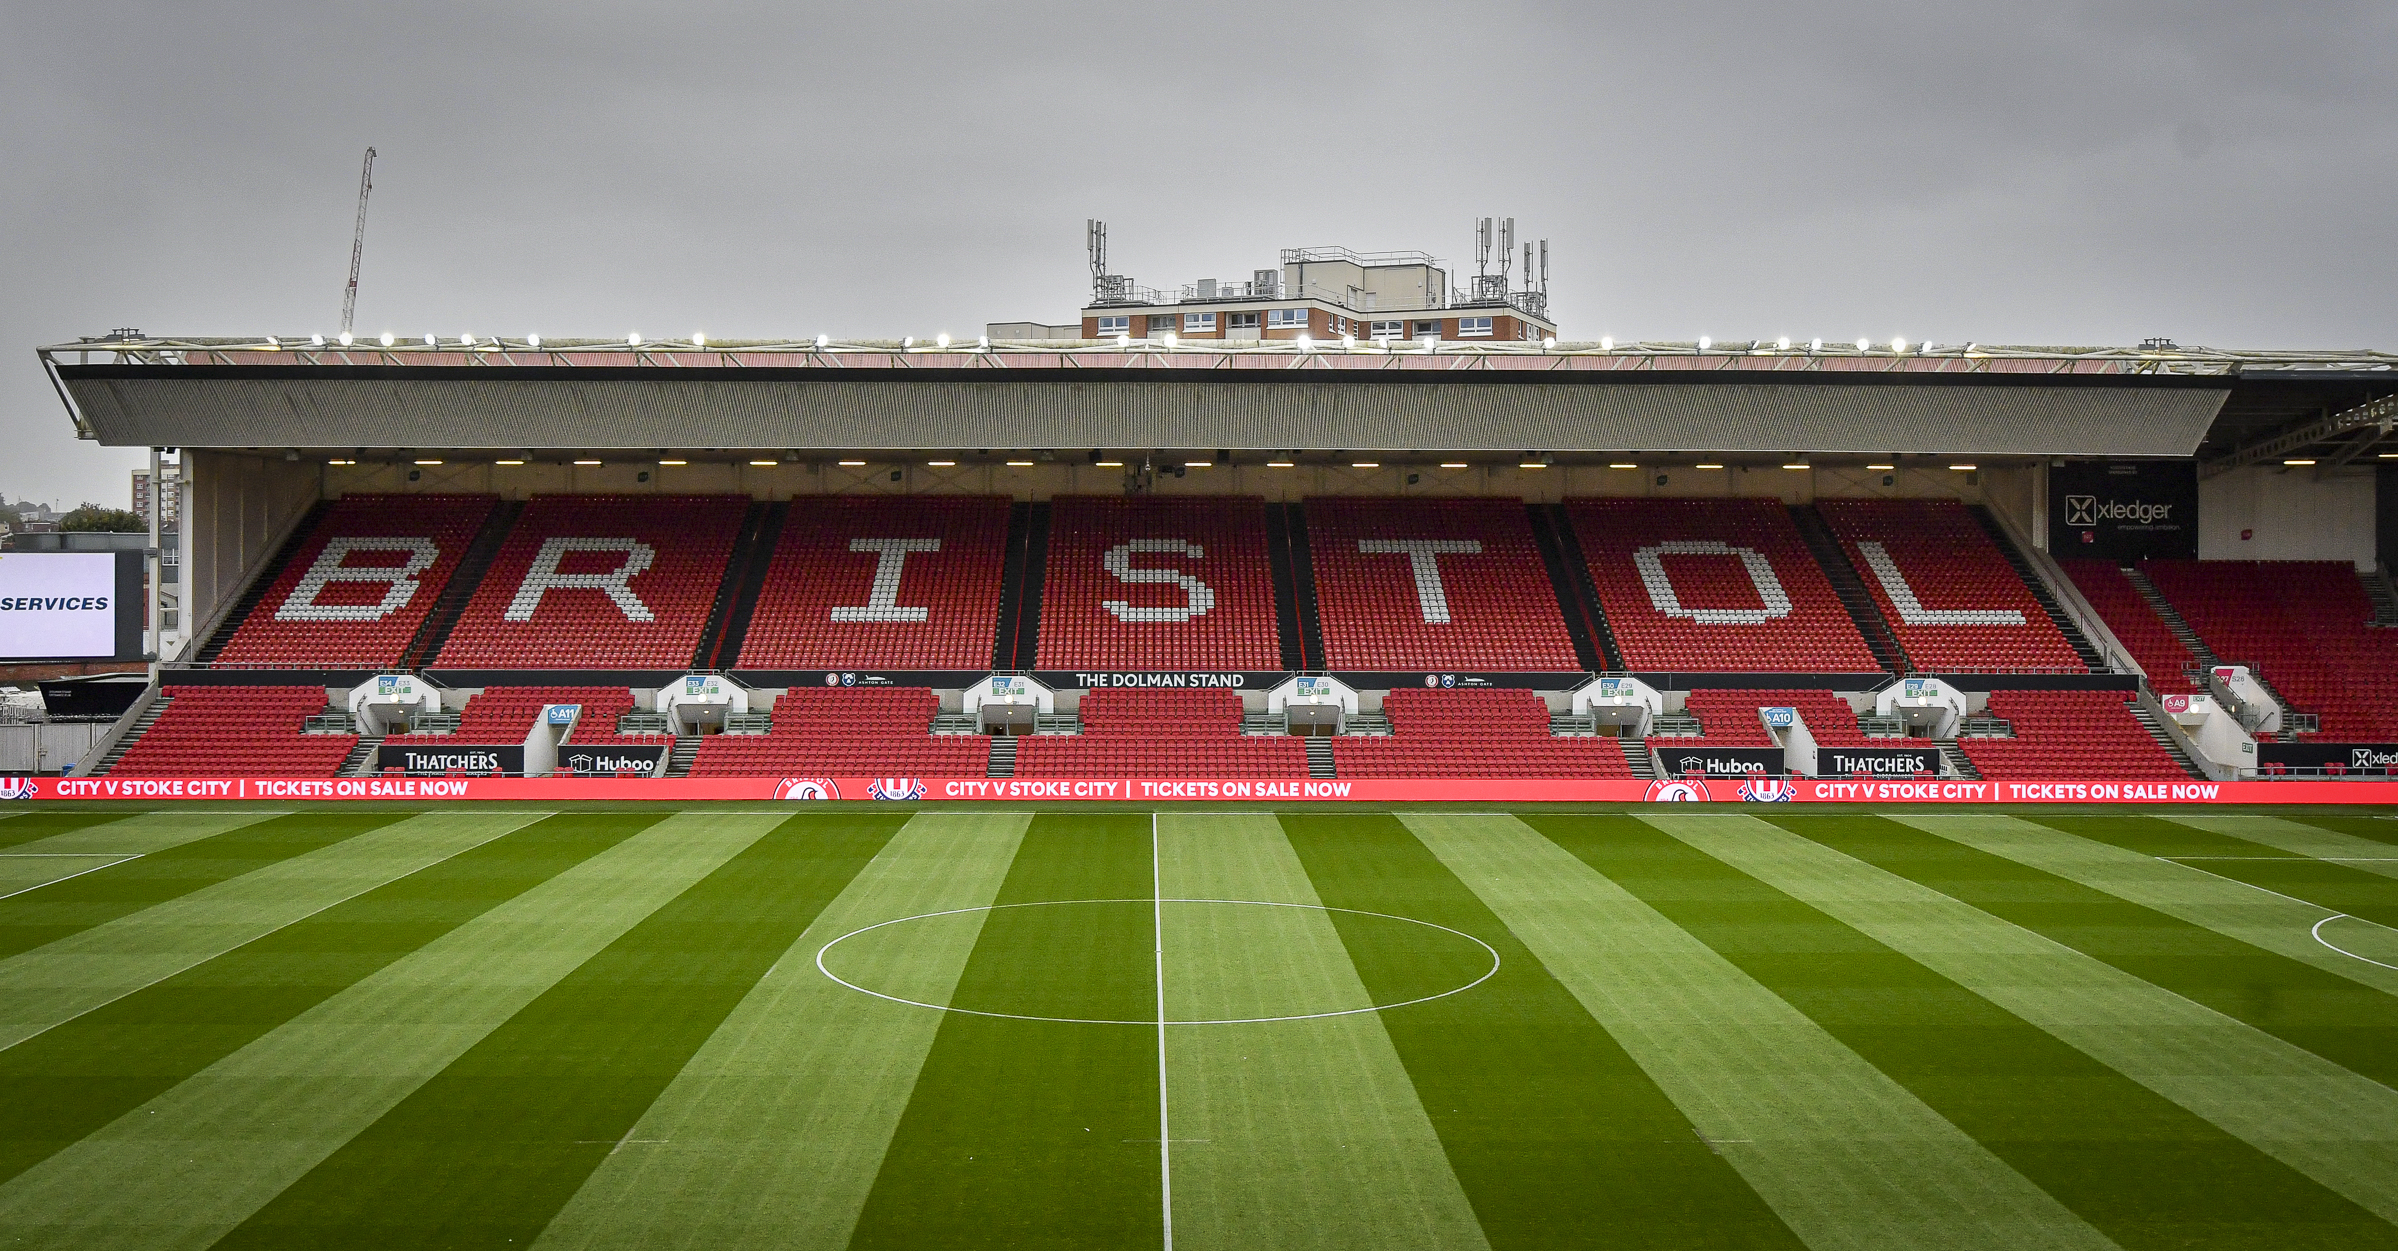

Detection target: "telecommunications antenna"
[339, 147, 376, 336]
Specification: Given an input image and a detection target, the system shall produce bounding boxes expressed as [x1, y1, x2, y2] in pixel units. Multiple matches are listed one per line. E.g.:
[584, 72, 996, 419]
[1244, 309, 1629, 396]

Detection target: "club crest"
[775, 777, 841, 800]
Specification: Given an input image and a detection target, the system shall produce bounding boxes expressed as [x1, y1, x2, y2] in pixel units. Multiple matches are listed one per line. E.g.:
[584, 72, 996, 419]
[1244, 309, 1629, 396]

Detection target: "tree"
[61, 505, 146, 532]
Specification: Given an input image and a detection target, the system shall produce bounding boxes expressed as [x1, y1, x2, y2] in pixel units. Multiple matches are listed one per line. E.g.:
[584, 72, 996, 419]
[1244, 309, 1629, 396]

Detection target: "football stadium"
[3, 282, 2398, 1247]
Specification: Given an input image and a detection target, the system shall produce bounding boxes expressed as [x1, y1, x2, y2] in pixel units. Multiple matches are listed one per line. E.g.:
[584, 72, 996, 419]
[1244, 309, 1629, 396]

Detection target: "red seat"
[1013, 689, 1308, 778]
[1331, 688, 1634, 778]
[109, 686, 356, 778]
[2140, 560, 2398, 740]
[1034, 496, 1282, 671]
[211, 495, 498, 668]
[2059, 561, 2203, 693]
[1958, 690, 2190, 780]
[1305, 498, 1578, 671]
[687, 688, 988, 776]
[737, 495, 1009, 670]
[1817, 500, 2084, 673]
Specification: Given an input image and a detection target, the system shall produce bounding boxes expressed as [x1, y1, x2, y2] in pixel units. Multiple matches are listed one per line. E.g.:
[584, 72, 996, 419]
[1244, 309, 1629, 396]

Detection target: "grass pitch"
[0, 804, 2393, 1249]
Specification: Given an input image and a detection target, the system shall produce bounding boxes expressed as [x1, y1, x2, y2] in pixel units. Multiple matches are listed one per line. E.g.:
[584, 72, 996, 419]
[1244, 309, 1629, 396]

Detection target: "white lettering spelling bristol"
[278, 537, 440, 621]
[507, 537, 655, 621]
[831, 538, 940, 622]
[1358, 539, 1481, 624]
[1101, 540, 1216, 623]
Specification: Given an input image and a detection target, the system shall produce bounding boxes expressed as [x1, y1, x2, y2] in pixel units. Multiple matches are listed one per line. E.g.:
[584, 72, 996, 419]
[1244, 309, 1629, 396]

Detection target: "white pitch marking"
[0, 854, 141, 901]
[1153, 812, 1173, 1251]
[2160, 855, 2398, 971]
[812, 899, 1500, 1025]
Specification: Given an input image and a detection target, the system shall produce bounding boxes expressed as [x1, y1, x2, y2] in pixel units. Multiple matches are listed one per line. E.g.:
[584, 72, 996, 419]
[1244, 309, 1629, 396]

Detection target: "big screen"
[0, 552, 143, 660]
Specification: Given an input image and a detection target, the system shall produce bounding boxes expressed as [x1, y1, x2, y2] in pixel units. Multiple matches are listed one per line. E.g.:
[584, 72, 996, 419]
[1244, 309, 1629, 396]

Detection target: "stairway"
[1264, 504, 1311, 669]
[702, 500, 786, 668]
[340, 735, 384, 777]
[1936, 741, 1981, 780]
[1527, 505, 1614, 672]
[1791, 506, 1910, 673]
[2367, 564, 2398, 627]
[401, 499, 523, 669]
[1004, 503, 1052, 669]
[1281, 502, 1330, 671]
[91, 697, 170, 776]
[1968, 507, 2106, 669]
[1543, 504, 1625, 669]
[1624, 740, 1656, 780]
[2128, 703, 2208, 780]
[189, 501, 331, 663]
[2120, 566, 2219, 667]
[666, 736, 701, 777]
[1305, 738, 1336, 778]
[986, 736, 1018, 778]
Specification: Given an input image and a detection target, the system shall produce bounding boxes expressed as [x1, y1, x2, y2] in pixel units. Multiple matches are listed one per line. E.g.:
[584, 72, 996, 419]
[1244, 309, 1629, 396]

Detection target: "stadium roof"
[38, 336, 2396, 465]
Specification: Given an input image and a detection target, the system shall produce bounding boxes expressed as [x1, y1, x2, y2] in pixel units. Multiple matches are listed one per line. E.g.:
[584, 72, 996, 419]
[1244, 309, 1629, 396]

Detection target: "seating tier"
[1304, 498, 1578, 670]
[1012, 689, 1309, 778]
[736, 495, 1010, 670]
[212, 495, 497, 668]
[1678, 688, 1869, 746]
[1331, 688, 1634, 778]
[111, 686, 354, 778]
[433, 495, 747, 668]
[1817, 500, 2084, 672]
[688, 688, 990, 777]
[2058, 561, 2202, 694]
[1567, 499, 1879, 672]
[2139, 560, 2398, 739]
[1033, 497, 1282, 671]
[1958, 690, 2189, 780]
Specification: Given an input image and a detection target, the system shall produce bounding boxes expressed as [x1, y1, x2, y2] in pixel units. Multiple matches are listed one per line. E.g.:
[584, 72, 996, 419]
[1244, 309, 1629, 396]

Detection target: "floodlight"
[1867, 463, 1896, 470]
[457, 335, 472, 346]
[692, 332, 705, 347]
[838, 460, 867, 466]
[936, 333, 951, 348]
[817, 334, 830, 348]
[309, 333, 325, 347]
[1891, 338, 1907, 353]
[902, 336, 914, 348]
[749, 460, 779, 467]
[928, 460, 956, 467]
[626, 333, 642, 347]
[1266, 460, 1295, 468]
[494, 459, 526, 466]
[527, 334, 541, 348]
[326, 458, 354, 465]
[2283, 458, 2316, 466]
[1295, 335, 1312, 350]
[978, 335, 990, 349]
[1600, 335, 1614, 350]
[1352, 462, 1380, 469]
[264, 335, 279, 348]
[1117, 333, 1132, 347]
[1096, 460, 1124, 467]
[1949, 463, 1977, 471]
[378, 332, 393, 346]
[422, 334, 436, 346]
[1163, 333, 1177, 347]
[1542, 337, 1557, 349]
[1696, 462, 1724, 469]
[413, 459, 442, 466]
[658, 459, 687, 466]
[1855, 338, 1870, 351]
[1518, 462, 1546, 470]
[337, 331, 353, 346]
[1441, 462, 1470, 469]
[1810, 338, 1822, 352]
[1185, 461, 1212, 468]
[1776, 337, 1791, 350]
[1783, 463, 1810, 470]
[1697, 336, 1711, 351]
[573, 459, 603, 466]
[1006, 460, 1034, 467]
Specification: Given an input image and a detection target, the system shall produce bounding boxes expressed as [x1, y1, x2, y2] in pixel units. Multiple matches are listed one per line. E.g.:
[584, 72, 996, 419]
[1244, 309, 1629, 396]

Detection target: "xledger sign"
[0, 552, 144, 660]
[2049, 460, 2198, 561]
[13, 774, 2398, 804]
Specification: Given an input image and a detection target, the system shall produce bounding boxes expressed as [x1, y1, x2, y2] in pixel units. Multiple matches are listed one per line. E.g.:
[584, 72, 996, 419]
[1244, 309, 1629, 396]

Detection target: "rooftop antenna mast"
[1087, 219, 1108, 302]
[339, 147, 376, 336]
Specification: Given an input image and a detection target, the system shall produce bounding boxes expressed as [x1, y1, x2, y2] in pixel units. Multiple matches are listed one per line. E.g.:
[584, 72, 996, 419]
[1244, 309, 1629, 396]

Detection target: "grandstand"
[23, 333, 2394, 789]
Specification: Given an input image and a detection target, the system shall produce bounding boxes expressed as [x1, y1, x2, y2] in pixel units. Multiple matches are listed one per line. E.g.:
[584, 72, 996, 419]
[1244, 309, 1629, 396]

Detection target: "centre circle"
[815, 898, 1500, 1026]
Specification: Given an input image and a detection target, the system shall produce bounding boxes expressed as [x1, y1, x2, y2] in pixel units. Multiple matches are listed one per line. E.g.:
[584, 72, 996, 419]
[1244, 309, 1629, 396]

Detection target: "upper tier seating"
[434, 496, 748, 668]
[1305, 498, 1579, 670]
[2139, 560, 2398, 739]
[1566, 499, 1879, 672]
[211, 495, 498, 668]
[1034, 497, 1282, 671]
[1013, 689, 1309, 778]
[1957, 690, 2191, 780]
[736, 495, 1010, 670]
[688, 688, 988, 777]
[1816, 500, 2085, 672]
[1677, 688, 1870, 747]
[110, 686, 355, 778]
[2058, 561, 2202, 694]
[1331, 688, 1636, 778]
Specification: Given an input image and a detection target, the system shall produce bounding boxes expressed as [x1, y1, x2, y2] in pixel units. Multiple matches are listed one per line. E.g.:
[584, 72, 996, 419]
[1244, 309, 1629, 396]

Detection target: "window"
[1267, 308, 1309, 328]
[1148, 314, 1177, 335]
[1369, 320, 1405, 341]
[1458, 316, 1493, 337]
[1413, 320, 1441, 337]
[1184, 311, 1215, 332]
[1096, 315, 1130, 335]
[1226, 311, 1260, 329]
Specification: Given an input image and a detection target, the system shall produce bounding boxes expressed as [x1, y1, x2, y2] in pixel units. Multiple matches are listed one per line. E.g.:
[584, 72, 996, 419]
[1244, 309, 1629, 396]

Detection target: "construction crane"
[339, 147, 376, 336]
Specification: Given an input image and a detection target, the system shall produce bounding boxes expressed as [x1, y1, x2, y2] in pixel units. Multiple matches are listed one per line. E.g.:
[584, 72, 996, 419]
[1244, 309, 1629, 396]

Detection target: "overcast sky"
[4, 1, 2391, 510]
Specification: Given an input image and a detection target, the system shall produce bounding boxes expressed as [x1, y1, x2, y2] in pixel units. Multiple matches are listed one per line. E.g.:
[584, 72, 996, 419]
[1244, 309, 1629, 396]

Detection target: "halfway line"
[1152, 812, 1173, 1251]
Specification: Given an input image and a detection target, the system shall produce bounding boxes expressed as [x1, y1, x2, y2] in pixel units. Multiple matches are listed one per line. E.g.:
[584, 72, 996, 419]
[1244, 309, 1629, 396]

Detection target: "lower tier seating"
[2057, 561, 2202, 694]
[1013, 689, 1309, 778]
[1332, 688, 1635, 777]
[110, 686, 355, 778]
[1957, 690, 2190, 780]
[2139, 560, 2398, 740]
[1678, 688, 1869, 746]
[688, 688, 990, 777]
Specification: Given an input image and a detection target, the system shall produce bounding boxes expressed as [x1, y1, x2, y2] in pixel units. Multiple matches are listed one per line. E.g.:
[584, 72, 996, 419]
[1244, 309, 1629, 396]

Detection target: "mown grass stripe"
[0, 811, 283, 861]
[1159, 813, 1491, 1251]
[0, 812, 650, 1189]
[1554, 812, 2397, 1251]
[1737, 811, 2398, 1229]
[0, 812, 404, 962]
[0, 810, 755, 1251]
[209, 810, 902, 1250]
[0, 810, 540, 1053]
[1887, 813, 2398, 1083]
[1281, 811, 1802, 1251]
[0, 812, 124, 853]
[1418, 812, 2112, 1251]
[2167, 814, 2398, 879]
[2150, 814, 2398, 902]
[532, 810, 1032, 1251]
[847, 812, 1162, 1251]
